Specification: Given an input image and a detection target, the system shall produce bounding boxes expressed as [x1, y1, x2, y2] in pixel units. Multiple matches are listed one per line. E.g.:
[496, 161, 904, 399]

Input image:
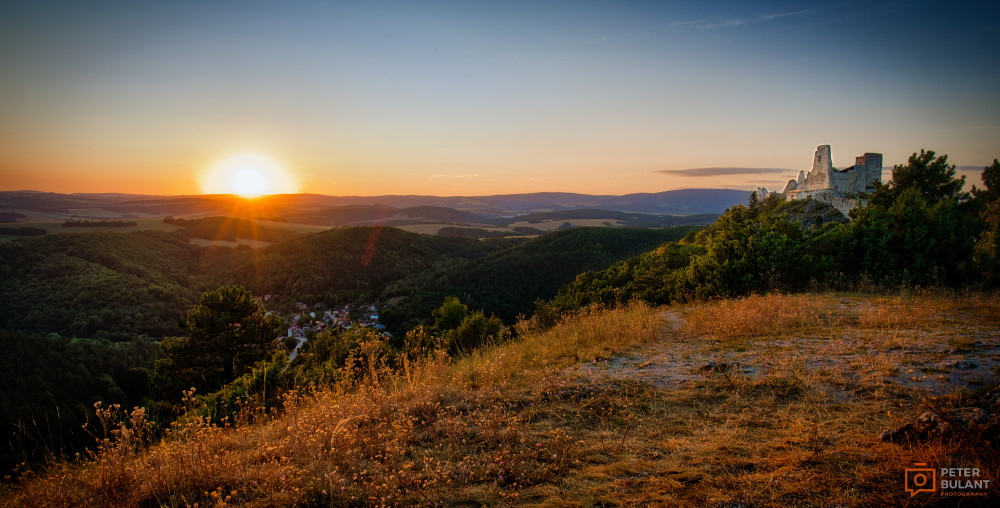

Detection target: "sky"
[1, 0, 998, 197]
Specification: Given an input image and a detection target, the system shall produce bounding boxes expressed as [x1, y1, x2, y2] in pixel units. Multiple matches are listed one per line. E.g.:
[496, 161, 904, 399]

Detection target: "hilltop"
[4, 292, 997, 506]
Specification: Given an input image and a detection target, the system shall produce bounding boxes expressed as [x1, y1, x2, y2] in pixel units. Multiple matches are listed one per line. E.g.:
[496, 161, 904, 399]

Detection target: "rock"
[914, 411, 951, 434]
[699, 361, 729, 373]
[952, 407, 990, 431]
[881, 411, 947, 443]
[946, 359, 978, 370]
[881, 408, 1000, 444]
[879, 427, 907, 442]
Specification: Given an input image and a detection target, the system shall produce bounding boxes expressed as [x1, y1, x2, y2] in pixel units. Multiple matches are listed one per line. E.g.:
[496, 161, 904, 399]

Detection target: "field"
[4, 292, 999, 506]
[507, 218, 626, 231]
[0, 216, 639, 245]
[0, 219, 181, 243]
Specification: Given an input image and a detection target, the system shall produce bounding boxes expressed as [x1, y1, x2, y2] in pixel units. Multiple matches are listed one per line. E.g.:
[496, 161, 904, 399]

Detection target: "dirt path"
[568, 300, 1000, 398]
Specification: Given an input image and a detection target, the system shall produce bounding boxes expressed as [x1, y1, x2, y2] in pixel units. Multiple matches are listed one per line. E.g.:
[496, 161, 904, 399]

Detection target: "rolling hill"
[380, 226, 701, 330]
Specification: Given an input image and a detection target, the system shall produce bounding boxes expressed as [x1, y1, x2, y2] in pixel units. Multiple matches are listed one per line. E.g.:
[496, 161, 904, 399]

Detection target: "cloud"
[656, 167, 794, 177]
[958, 165, 988, 171]
[697, 19, 748, 29]
[665, 17, 714, 27]
[681, 8, 817, 30]
[758, 9, 815, 21]
[586, 35, 609, 44]
[427, 173, 483, 182]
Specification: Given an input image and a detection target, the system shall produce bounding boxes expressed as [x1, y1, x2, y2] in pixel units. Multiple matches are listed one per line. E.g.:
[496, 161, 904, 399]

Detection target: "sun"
[201, 153, 299, 197]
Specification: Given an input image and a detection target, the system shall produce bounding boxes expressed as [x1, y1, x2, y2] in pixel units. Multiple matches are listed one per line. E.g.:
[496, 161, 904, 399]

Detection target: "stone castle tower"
[757, 145, 882, 216]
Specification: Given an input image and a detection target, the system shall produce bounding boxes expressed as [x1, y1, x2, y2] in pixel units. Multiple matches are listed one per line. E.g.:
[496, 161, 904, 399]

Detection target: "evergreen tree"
[154, 285, 283, 398]
[871, 149, 967, 207]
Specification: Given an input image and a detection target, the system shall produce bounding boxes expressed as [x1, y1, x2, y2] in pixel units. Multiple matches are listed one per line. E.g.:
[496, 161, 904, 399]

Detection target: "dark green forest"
[1, 150, 997, 477]
[0, 231, 198, 340]
[0, 331, 161, 474]
[222, 226, 515, 308]
[380, 226, 700, 329]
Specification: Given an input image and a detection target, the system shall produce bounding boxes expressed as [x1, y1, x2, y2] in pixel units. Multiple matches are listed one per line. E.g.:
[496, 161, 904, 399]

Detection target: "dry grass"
[3, 304, 661, 507]
[682, 293, 835, 340]
[5, 294, 1000, 507]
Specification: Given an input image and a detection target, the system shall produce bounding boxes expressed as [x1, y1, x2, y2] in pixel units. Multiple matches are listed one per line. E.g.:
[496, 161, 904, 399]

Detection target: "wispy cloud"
[586, 35, 609, 44]
[427, 173, 483, 182]
[665, 17, 714, 27]
[958, 165, 988, 171]
[697, 19, 748, 30]
[657, 167, 793, 177]
[758, 9, 816, 21]
[681, 7, 818, 30]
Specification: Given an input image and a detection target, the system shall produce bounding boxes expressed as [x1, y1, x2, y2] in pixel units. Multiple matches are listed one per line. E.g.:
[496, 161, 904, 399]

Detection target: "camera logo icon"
[905, 463, 937, 497]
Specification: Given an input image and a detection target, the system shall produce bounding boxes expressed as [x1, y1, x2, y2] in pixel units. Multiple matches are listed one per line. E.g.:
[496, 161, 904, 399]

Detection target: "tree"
[443, 310, 505, 355]
[871, 149, 967, 206]
[972, 159, 1000, 203]
[972, 160, 1000, 282]
[683, 205, 810, 298]
[974, 200, 1000, 283]
[431, 297, 468, 332]
[154, 285, 283, 398]
[845, 186, 975, 285]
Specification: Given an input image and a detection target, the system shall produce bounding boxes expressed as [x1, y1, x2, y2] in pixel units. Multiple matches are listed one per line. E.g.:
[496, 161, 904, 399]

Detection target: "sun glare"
[201, 153, 298, 197]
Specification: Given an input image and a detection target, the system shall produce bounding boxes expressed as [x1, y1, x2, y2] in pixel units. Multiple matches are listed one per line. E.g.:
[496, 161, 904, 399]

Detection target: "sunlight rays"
[200, 153, 299, 198]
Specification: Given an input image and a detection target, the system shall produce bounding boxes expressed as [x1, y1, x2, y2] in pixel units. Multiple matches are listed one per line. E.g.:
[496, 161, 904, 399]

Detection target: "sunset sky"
[1, 0, 997, 196]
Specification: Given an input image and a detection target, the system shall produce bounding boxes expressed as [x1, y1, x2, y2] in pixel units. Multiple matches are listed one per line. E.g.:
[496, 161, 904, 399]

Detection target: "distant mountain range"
[0, 188, 750, 222]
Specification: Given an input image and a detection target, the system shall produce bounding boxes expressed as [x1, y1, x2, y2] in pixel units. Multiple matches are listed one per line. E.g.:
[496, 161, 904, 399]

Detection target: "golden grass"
[3, 303, 662, 507]
[5, 294, 999, 507]
[682, 293, 834, 340]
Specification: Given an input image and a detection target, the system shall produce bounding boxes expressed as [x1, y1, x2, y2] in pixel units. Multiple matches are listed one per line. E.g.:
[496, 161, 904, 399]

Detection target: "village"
[262, 296, 388, 361]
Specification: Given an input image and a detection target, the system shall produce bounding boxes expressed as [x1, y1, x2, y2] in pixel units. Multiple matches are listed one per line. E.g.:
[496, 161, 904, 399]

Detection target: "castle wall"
[778, 145, 882, 216]
[786, 189, 859, 216]
[829, 167, 868, 194]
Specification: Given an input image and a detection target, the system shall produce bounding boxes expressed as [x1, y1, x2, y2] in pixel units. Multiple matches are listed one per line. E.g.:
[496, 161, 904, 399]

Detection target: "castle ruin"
[756, 145, 883, 216]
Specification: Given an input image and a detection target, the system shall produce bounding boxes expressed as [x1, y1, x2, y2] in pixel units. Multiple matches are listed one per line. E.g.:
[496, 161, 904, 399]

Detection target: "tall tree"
[972, 160, 1000, 283]
[154, 285, 283, 398]
[972, 159, 1000, 203]
[871, 149, 967, 206]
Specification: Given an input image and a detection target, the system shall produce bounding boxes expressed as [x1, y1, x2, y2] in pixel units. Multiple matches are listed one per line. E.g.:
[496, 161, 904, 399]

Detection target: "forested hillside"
[163, 216, 301, 243]
[380, 226, 699, 329]
[0, 231, 198, 340]
[0, 330, 161, 474]
[220, 226, 518, 307]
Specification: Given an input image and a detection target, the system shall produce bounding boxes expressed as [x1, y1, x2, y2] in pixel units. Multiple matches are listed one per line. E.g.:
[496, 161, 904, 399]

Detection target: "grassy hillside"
[7, 292, 997, 506]
[381, 226, 700, 329]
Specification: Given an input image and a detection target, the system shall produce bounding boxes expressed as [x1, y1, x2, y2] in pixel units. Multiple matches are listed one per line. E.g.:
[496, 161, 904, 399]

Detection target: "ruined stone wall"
[829, 167, 868, 194]
[755, 146, 882, 215]
[776, 145, 882, 216]
[786, 189, 859, 216]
